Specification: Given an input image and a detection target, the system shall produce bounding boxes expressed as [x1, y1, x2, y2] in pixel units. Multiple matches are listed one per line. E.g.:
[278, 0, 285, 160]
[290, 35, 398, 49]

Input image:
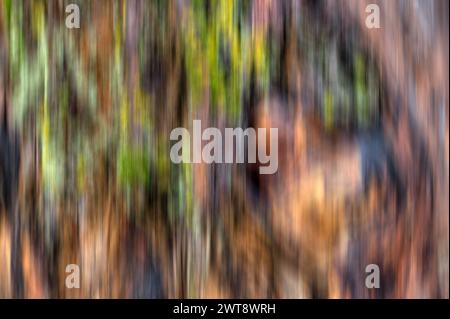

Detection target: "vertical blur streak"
[0, 0, 448, 298]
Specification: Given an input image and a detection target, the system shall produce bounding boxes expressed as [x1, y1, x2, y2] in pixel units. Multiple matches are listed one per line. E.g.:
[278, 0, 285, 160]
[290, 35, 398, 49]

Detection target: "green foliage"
[117, 144, 151, 188]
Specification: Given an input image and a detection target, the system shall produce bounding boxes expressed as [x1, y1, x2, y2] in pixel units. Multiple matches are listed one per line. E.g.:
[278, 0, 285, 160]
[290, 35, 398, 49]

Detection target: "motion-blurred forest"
[0, 0, 448, 298]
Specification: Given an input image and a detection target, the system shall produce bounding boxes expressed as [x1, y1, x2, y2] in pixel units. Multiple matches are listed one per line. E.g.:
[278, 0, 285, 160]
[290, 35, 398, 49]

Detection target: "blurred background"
[0, 0, 448, 298]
